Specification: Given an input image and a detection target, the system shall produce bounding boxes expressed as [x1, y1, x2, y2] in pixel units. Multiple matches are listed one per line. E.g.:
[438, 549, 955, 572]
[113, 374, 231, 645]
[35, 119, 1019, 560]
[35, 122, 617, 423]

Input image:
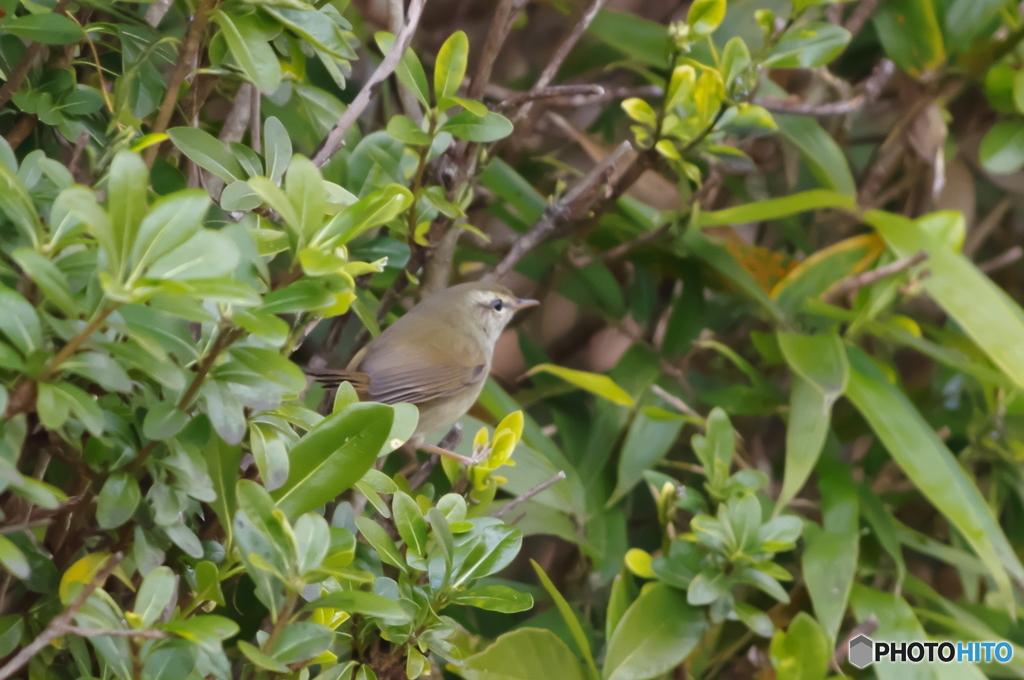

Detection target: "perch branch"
[311, 0, 427, 167]
[495, 471, 567, 518]
[978, 246, 1023, 275]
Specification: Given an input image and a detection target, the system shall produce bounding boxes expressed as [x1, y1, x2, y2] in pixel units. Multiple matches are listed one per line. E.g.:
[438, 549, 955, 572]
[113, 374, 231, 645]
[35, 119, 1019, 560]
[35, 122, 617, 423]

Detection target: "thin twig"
[964, 197, 1011, 256]
[495, 471, 567, 518]
[311, 0, 427, 167]
[0, 519, 50, 535]
[0, 552, 124, 680]
[144, 0, 217, 166]
[760, 94, 864, 116]
[40, 304, 120, 381]
[61, 626, 170, 639]
[824, 250, 928, 302]
[490, 141, 633, 279]
[978, 246, 1023, 275]
[495, 84, 606, 109]
[511, 0, 609, 127]
[832, 615, 879, 669]
[650, 384, 703, 420]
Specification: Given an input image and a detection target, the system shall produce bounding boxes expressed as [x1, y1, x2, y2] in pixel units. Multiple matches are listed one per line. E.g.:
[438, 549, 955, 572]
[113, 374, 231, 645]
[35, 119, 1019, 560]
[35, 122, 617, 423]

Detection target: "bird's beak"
[513, 298, 540, 311]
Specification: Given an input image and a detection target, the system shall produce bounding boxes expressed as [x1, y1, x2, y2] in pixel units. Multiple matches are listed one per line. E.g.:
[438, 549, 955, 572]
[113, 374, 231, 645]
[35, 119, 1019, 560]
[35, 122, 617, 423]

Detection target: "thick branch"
[490, 141, 634, 279]
[0, 552, 124, 680]
[311, 0, 427, 167]
[468, 0, 529, 100]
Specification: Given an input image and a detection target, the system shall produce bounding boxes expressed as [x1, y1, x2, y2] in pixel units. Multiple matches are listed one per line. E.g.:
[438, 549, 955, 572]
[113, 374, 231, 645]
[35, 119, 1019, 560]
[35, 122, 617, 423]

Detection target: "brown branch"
[0, 552, 124, 680]
[144, 0, 217, 167]
[3, 115, 38, 150]
[824, 250, 928, 302]
[0, 0, 73, 109]
[494, 471, 567, 518]
[490, 141, 634, 279]
[39, 304, 120, 382]
[311, 0, 427, 167]
[177, 326, 244, 410]
[843, 0, 884, 40]
[978, 246, 1023, 275]
[511, 0, 609, 127]
[650, 384, 703, 420]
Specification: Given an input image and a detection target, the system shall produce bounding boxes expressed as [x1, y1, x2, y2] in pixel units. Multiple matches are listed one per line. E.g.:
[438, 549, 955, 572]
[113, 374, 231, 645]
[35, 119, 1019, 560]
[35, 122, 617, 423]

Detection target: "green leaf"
[450, 585, 534, 613]
[802, 458, 858, 643]
[386, 115, 432, 146]
[0, 536, 29, 579]
[146, 231, 240, 280]
[850, 585, 947, 680]
[238, 640, 289, 673]
[588, 10, 672, 67]
[610, 396, 685, 505]
[285, 154, 326, 238]
[461, 628, 588, 680]
[0, 162, 41, 247]
[439, 110, 513, 142]
[0, 615, 24, 658]
[453, 525, 522, 586]
[160, 614, 238, 641]
[0, 286, 42, 356]
[203, 438, 242, 548]
[621, 98, 657, 127]
[768, 612, 830, 680]
[108, 151, 149, 280]
[979, 120, 1024, 175]
[765, 23, 851, 69]
[130, 190, 210, 274]
[12, 249, 75, 315]
[524, 364, 633, 406]
[135, 566, 176, 627]
[272, 402, 394, 518]
[220, 181, 262, 211]
[697, 190, 855, 227]
[167, 128, 245, 183]
[269, 621, 333, 665]
[314, 184, 414, 248]
[263, 117, 292, 184]
[945, 0, 1005, 53]
[874, 0, 945, 76]
[776, 330, 848, 510]
[774, 114, 856, 195]
[531, 560, 598, 679]
[604, 583, 705, 680]
[434, 31, 468, 103]
[4, 12, 83, 44]
[845, 346, 1024, 610]
[96, 472, 142, 529]
[375, 32, 430, 107]
[354, 516, 408, 573]
[307, 590, 411, 624]
[865, 210, 1024, 390]
[36, 381, 104, 435]
[687, 0, 725, 36]
[212, 9, 282, 93]
[392, 491, 428, 557]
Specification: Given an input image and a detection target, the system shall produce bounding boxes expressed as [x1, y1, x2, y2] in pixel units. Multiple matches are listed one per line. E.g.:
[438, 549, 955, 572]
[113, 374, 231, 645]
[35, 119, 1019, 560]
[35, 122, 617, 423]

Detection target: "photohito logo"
[848, 635, 1013, 668]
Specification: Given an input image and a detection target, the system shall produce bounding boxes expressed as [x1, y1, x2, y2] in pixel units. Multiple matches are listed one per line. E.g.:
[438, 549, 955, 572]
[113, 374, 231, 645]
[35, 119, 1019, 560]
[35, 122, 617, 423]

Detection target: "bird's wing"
[304, 368, 371, 393]
[358, 344, 487, 405]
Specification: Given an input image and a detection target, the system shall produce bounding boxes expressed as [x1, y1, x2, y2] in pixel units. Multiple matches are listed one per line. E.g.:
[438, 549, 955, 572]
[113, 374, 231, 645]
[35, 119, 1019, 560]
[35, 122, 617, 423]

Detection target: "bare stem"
[0, 552, 124, 680]
[41, 304, 120, 381]
[824, 250, 928, 302]
[495, 471, 567, 518]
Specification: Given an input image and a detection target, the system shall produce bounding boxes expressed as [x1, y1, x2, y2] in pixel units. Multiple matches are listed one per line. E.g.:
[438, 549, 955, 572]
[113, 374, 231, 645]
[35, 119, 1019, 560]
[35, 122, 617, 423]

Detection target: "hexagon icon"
[849, 634, 874, 669]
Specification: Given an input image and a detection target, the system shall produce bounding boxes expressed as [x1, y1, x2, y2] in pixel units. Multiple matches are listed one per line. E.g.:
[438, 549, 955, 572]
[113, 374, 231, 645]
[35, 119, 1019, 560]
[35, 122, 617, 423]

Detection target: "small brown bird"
[308, 280, 538, 453]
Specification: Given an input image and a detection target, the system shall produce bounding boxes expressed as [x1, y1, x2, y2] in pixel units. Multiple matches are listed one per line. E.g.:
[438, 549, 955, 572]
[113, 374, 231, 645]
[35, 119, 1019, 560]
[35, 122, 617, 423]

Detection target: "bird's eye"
[491, 299, 504, 312]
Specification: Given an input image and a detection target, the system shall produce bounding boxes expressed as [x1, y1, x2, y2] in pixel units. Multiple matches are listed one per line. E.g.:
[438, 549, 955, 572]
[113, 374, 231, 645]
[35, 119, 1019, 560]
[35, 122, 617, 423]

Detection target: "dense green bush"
[3, 0, 1024, 677]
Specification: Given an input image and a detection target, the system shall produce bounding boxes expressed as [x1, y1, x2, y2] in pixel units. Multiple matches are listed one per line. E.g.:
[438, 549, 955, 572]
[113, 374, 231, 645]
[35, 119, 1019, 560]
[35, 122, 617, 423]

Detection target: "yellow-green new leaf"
[525, 364, 633, 406]
[434, 30, 468, 104]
